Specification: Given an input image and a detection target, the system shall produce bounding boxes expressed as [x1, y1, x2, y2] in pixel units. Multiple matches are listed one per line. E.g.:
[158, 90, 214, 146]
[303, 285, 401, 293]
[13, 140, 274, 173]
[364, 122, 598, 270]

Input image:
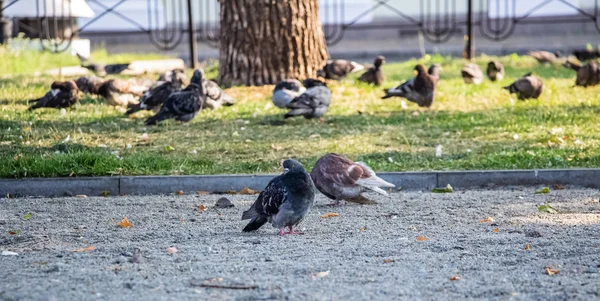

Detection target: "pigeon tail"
[242, 216, 269, 232]
[125, 103, 142, 115]
[354, 162, 395, 188]
[350, 61, 365, 73]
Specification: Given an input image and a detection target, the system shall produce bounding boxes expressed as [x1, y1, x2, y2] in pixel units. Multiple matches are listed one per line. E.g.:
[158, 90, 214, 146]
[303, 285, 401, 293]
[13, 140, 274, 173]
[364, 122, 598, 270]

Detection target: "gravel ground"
[1, 188, 600, 300]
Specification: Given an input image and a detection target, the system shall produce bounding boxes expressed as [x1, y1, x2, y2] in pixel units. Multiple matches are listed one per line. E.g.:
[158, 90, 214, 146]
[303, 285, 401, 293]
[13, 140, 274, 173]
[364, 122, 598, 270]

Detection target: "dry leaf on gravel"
[166, 247, 178, 254]
[545, 267, 560, 275]
[416, 236, 429, 241]
[197, 191, 210, 195]
[76, 195, 88, 198]
[492, 228, 500, 233]
[73, 246, 96, 252]
[176, 190, 184, 195]
[198, 204, 208, 212]
[525, 244, 531, 250]
[314, 271, 329, 279]
[383, 259, 394, 263]
[320, 213, 339, 218]
[450, 276, 460, 281]
[552, 184, 566, 190]
[239, 187, 258, 195]
[117, 216, 133, 228]
[480, 217, 495, 223]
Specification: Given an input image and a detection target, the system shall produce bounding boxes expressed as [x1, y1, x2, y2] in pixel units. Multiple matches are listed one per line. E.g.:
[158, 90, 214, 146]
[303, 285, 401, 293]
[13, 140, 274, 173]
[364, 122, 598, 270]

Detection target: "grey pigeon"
[242, 159, 315, 235]
[272, 79, 306, 109]
[284, 79, 331, 119]
[486, 61, 505, 82]
[358, 56, 385, 86]
[461, 63, 484, 85]
[144, 69, 205, 125]
[197, 68, 235, 109]
[382, 64, 440, 108]
[311, 153, 395, 206]
[317, 59, 364, 80]
[503, 72, 544, 100]
[528, 51, 561, 64]
[74, 76, 105, 95]
[97, 79, 147, 107]
[564, 60, 600, 87]
[125, 72, 184, 115]
[28, 81, 79, 110]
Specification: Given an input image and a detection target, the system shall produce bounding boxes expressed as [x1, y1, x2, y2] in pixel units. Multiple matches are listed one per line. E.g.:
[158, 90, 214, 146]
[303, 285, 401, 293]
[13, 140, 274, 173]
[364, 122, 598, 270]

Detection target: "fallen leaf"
[492, 228, 500, 233]
[8, 229, 21, 235]
[535, 187, 550, 194]
[76, 195, 88, 198]
[552, 184, 566, 190]
[450, 276, 460, 281]
[545, 267, 560, 275]
[314, 271, 329, 278]
[197, 191, 210, 195]
[73, 246, 97, 252]
[432, 184, 453, 193]
[101, 191, 110, 197]
[270, 144, 283, 151]
[320, 213, 339, 218]
[416, 235, 429, 241]
[198, 204, 208, 212]
[176, 190, 184, 195]
[525, 244, 531, 250]
[383, 259, 394, 263]
[117, 216, 133, 228]
[537, 204, 558, 214]
[239, 187, 258, 195]
[359, 227, 366, 231]
[479, 217, 494, 223]
[23, 212, 32, 220]
[166, 247, 178, 254]
[165, 145, 175, 152]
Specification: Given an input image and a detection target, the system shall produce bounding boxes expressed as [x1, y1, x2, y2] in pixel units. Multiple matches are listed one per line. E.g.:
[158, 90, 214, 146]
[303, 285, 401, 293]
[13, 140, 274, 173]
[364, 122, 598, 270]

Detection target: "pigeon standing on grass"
[272, 79, 306, 108]
[310, 153, 395, 205]
[242, 159, 315, 236]
[125, 78, 181, 115]
[503, 73, 544, 100]
[74, 76, 105, 95]
[563, 60, 600, 87]
[97, 79, 147, 107]
[382, 64, 439, 107]
[527, 51, 561, 64]
[317, 59, 364, 80]
[144, 69, 205, 125]
[486, 61, 505, 82]
[461, 63, 484, 85]
[358, 56, 385, 86]
[28, 81, 79, 110]
[284, 79, 331, 119]
[198, 68, 235, 109]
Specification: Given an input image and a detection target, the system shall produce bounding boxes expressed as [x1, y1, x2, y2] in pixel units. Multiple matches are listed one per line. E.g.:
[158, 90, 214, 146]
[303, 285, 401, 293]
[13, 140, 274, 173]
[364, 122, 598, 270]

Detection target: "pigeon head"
[554, 51, 562, 58]
[171, 69, 187, 86]
[428, 64, 442, 76]
[374, 56, 386, 67]
[190, 69, 205, 86]
[282, 159, 305, 174]
[414, 64, 427, 74]
[303, 78, 326, 88]
[487, 61, 501, 71]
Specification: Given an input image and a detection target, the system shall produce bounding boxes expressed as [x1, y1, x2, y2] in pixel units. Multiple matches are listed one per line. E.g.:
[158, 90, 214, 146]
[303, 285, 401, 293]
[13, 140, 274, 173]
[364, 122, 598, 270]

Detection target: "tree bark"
[218, 0, 329, 87]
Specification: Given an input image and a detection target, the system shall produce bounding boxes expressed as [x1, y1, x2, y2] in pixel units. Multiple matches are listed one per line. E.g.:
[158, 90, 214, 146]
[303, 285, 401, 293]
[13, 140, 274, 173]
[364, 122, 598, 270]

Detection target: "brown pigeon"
[527, 51, 561, 64]
[74, 76, 105, 95]
[317, 59, 364, 80]
[503, 73, 544, 100]
[97, 79, 147, 107]
[461, 63, 484, 85]
[28, 81, 79, 110]
[358, 56, 385, 86]
[381, 64, 438, 107]
[563, 60, 600, 87]
[486, 61, 505, 82]
[310, 153, 395, 205]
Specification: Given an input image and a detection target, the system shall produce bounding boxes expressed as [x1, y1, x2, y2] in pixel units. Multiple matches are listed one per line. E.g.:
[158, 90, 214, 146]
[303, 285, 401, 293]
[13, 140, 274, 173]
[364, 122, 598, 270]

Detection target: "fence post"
[186, 0, 199, 69]
[466, 0, 473, 59]
[0, 0, 5, 44]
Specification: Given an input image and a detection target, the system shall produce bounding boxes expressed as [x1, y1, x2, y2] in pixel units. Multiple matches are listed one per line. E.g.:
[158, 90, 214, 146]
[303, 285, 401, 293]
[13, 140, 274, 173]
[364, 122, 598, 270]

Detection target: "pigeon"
[572, 49, 600, 62]
[76, 52, 129, 76]
[284, 78, 331, 119]
[382, 64, 439, 108]
[272, 79, 306, 109]
[563, 60, 600, 87]
[461, 63, 484, 84]
[242, 159, 315, 235]
[125, 78, 181, 115]
[310, 153, 395, 205]
[358, 56, 385, 86]
[74, 76, 105, 95]
[144, 69, 205, 125]
[503, 73, 544, 100]
[486, 61, 505, 82]
[197, 68, 235, 109]
[157, 69, 187, 88]
[28, 81, 79, 110]
[97, 79, 147, 107]
[317, 59, 364, 80]
[527, 51, 561, 64]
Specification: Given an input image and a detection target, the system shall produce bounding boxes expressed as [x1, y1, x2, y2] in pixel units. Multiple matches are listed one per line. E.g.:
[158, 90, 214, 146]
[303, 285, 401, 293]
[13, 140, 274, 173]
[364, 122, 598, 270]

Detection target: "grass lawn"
[0, 49, 599, 178]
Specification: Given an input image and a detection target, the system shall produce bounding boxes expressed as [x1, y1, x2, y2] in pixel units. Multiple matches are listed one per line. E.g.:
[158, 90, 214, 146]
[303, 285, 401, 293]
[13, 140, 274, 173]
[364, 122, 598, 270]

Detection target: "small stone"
[129, 248, 145, 264]
[2, 251, 18, 256]
[525, 229, 543, 238]
[215, 197, 234, 208]
[112, 256, 128, 264]
[44, 265, 60, 273]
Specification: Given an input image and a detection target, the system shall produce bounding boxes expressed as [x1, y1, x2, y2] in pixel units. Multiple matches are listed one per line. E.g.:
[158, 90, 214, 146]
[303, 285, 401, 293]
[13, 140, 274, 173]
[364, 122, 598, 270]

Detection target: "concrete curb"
[1, 169, 598, 197]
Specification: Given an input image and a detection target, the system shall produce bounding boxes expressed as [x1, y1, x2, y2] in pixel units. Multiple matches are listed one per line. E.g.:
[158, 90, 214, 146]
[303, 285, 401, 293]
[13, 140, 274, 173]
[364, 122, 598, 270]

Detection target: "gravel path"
[1, 188, 599, 300]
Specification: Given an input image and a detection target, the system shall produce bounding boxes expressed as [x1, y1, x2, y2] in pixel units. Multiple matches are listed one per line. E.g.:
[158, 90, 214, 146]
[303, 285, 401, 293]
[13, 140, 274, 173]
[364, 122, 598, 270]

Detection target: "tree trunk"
[218, 0, 329, 87]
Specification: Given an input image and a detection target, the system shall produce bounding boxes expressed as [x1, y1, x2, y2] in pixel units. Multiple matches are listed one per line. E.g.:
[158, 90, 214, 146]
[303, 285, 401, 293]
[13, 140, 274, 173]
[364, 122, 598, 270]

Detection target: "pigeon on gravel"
[242, 159, 315, 235]
[486, 61, 505, 82]
[197, 68, 235, 109]
[272, 79, 306, 109]
[527, 50, 561, 64]
[74, 76, 105, 95]
[503, 72, 544, 100]
[284, 79, 331, 119]
[382, 64, 439, 107]
[97, 79, 147, 107]
[310, 153, 395, 205]
[563, 60, 600, 87]
[461, 63, 484, 85]
[28, 81, 79, 110]
[358, 56, 385, 86]
[317, 59, 364, 80]
[144, 69, 205, 125]
[125, 72, 184, 115]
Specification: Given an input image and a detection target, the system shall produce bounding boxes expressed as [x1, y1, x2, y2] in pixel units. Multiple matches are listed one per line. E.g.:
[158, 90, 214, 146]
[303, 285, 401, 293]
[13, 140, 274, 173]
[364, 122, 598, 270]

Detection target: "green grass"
[1, 51, 599, 178]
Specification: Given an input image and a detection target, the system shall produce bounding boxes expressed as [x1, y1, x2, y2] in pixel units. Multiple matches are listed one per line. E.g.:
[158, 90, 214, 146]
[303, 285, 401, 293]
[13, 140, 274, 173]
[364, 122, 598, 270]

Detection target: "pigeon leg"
[327, 199, 346, 206]
[279, 228, 286, 236]
[285, 226, 304, 235]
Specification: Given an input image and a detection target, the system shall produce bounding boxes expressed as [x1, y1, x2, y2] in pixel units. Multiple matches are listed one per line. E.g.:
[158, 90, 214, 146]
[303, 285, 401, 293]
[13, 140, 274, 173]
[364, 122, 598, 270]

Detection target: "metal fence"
[2, 0, 600, 65]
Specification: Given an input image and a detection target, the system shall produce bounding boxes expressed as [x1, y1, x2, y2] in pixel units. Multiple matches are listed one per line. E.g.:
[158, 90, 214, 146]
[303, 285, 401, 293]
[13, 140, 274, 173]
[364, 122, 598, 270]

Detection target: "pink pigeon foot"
[285, 226, 304, 235]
